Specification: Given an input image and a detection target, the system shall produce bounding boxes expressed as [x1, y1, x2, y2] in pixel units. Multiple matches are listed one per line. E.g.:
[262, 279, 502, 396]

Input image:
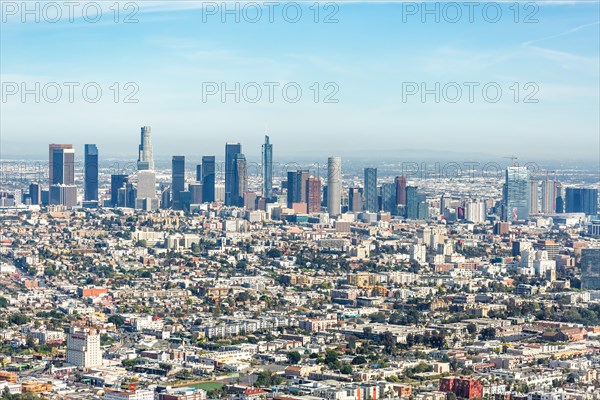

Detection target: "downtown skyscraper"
[225, 143, 242, 206]
[233, 153, 247, 207]
[171, 156, 185, 210]
[48, 143, 73, 185]
[262, 135, 273, 198]
[306, 177, 321, 213]
[503, 166, 530, 221]
[287, 170, 309, 209]
[364, 167, 378, 212]
[84, 144, 98, 202]
[49, 144, 76, 206]
[565, 188, 599, 215]
[137, 126, 154, 171]
[201, 156, 216, 202]
[135, 127, 158, 210]
[327, 157, 341, 217]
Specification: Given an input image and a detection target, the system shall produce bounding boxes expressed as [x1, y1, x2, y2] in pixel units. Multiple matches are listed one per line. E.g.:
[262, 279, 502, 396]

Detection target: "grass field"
[186, 381, 224, 391]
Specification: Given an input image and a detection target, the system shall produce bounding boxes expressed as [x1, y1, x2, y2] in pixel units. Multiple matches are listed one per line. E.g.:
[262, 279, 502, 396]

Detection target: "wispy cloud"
[521, 20, 599, 47]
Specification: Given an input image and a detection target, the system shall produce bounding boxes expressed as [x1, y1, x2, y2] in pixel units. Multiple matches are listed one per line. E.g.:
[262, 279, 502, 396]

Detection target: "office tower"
[201, 156, 216, 203]
[215, 184, 225, 202]
[364, 167, 378, 212]
[381, 183, 396, 214]
[29, 183, 41, 205]
[179, 191, 191, 211]
[406, 186, 428, 219]
[137, 126, 154, 171]
[66, 325, 102, 368]
[49, 145, 76, 207]
[171, 156, 185, 209]
[581, 248, 600, 289]
[348, 188, 363, 212]
[503, 166, 530, 221]
[135, 170, 158, 210]
[395, 176, 407, 206]
[306, 177, 321, 213]
[49, 146, 75, 185]
[118, 182, 136, 208]
[196, 164, 202, 182]
[110, 175, 128, 207]
[440, 193, 452, 214]
[225, 143, 242, 206]
[48, 144, 73, 185]
[556, 196, 564, 213]
[262, 135, 273, 198]
[541, 177, 561, 214]
[327, 157, 341, 217]
[565, 188, 599, 215]
[406, 186, 418, 219]
[49, 185, 77, 207]
[287, 170, 309, 208]
[244, 191, 257, 210]
[466, 200, 486, 223]
[232, 153, 247, 207]
[528, 180, 539, 215]
[84, 144, 99, 201]
[189, 183, 202, 204]
[160, 186, 171, 209]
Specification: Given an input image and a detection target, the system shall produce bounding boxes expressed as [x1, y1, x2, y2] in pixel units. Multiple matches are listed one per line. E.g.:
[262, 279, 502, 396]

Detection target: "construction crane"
[503, 155, 518, 167]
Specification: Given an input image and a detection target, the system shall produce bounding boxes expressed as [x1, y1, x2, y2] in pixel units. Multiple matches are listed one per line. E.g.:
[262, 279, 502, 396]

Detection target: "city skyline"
[1, 2, 600, 398]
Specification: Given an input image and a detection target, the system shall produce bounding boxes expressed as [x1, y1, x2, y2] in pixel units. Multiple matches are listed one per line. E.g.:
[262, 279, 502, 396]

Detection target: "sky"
[1, 0, 599, 162]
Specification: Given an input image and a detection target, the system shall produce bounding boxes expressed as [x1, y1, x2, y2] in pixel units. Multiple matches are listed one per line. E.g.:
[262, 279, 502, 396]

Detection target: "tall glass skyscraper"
[287, 170, 309, 208]
[110, 174, 128, 207]
[48, 144, 73, 185]
[581, 248, 600, 289]
[233, 153, 247, 207]
[364, 167, 378, 212]
[201, 156, 216, 202]
[84, 144, 98, 201]
[171, 156, 185, 209]
[381, 182, 395, 214]
[565, 188, 598, 215]
[406, 186, 419, 219]
[503, 166, 530, 221]
[225, 143, 242, 206]
[137, 126, 154, 171]
[262, 135, 273, 198]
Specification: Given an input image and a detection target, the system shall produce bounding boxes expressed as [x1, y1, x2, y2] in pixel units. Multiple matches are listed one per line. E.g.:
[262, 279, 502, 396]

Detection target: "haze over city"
[1, 1, 599, 160]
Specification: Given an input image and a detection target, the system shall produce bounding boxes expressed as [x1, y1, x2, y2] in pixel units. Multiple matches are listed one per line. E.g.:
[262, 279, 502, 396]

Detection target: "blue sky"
[1, 1, 599, 161]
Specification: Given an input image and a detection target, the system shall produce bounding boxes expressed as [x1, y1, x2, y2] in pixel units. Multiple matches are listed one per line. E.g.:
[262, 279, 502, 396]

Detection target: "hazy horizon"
[2, 1, 599, 161]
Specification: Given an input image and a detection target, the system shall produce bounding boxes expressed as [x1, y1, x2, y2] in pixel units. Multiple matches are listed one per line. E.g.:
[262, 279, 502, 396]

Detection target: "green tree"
[340, 364, 353, 374]
[287, 351, 302, 364]
[108, 314, 125, 327]
[351, 355, 367, 365]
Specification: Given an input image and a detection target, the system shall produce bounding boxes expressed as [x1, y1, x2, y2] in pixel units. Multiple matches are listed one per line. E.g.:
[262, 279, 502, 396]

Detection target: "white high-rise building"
[66, 325, 102, 368]
[466, 200, 486, 223]
[327, 156, 341, 217]
[541, 177, 561, 214]
[137, 126, 154, 171]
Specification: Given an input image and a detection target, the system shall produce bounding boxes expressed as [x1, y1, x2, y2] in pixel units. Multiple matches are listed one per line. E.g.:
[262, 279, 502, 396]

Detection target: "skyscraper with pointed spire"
[137, 126, 154, 171]
[262, 135, 273, 198]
